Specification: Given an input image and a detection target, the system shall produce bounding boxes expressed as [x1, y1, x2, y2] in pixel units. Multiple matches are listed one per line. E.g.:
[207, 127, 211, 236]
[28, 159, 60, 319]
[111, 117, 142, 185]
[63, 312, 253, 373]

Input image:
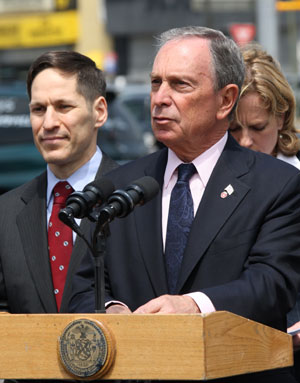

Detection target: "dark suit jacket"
[71, 136, 300, 334]
[0, 152, 118, 314]
[69, 136, 300, 382]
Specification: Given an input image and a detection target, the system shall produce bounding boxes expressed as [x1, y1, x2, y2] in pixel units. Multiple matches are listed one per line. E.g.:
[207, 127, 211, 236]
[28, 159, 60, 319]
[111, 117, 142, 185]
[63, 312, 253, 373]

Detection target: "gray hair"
[156, 26, 245, 116]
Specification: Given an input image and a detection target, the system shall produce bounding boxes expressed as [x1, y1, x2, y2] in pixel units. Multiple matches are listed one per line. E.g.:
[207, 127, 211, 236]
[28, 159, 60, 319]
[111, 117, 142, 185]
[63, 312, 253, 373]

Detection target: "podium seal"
[59, 318, 115, 378]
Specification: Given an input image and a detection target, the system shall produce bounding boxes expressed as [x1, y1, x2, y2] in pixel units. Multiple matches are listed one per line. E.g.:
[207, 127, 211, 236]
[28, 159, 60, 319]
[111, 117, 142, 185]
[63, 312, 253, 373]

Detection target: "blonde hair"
[237, 44, 300, 156]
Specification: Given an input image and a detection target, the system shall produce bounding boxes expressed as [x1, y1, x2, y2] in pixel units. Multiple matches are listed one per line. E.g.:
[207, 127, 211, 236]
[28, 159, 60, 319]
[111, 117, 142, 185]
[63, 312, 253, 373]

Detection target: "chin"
[154, 131, 175, 146]
[42, 151, 70, 165]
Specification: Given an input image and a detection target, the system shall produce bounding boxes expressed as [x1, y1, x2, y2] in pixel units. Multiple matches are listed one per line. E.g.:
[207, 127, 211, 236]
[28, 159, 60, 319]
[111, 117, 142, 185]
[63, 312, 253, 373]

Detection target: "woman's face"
[229, 92, 284, 155]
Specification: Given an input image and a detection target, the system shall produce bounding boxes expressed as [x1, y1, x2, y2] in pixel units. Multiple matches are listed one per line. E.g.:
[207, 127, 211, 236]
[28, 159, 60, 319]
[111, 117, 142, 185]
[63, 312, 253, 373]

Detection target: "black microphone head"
[83, 178, 115, 201]
[129, 176, 159, 203]
[64, 178, 115, 219]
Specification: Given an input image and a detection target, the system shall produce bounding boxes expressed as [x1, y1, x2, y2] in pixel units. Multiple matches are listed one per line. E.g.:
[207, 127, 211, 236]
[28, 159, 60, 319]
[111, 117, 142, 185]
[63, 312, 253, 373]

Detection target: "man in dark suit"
[70, 27, 300, 382]
[0, 51, 117, 315]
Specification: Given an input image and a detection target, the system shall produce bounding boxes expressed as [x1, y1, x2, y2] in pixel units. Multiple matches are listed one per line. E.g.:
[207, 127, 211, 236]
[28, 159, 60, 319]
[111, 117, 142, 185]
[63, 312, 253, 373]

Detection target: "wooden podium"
[0, 311, 293, 380]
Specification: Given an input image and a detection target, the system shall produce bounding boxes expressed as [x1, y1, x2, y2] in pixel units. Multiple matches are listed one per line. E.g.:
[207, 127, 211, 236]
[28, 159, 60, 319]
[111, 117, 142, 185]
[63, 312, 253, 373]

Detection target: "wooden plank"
[204, 311, 293, 379]
[0, 312, 292, 380]
[0, 313, 205, 380]
[103, 313, 205, 380]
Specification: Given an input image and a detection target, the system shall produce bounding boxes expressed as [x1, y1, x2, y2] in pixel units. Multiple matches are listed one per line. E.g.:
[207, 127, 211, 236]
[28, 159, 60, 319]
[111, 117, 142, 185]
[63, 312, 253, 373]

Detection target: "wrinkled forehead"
[152, 37, 213, 77]
[155, 36, 211, 60]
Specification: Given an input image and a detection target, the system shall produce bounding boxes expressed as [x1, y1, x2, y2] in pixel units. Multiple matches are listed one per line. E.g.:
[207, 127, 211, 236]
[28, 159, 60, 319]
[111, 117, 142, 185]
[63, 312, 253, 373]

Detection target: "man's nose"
[151, 82, 172, 107]
[43, 107, 59, 130]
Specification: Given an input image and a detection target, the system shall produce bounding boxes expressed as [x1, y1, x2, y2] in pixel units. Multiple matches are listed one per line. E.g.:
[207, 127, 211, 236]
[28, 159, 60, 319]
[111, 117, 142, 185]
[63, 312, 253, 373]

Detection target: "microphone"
[58, 178, 115, 225]
[98, 176, 159, 225]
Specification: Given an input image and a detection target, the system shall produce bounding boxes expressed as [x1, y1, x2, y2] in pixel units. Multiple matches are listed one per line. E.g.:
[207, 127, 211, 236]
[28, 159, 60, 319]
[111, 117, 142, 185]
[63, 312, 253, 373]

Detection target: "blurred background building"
[1, 0, 300, 192]
[0, 0, 299, 84]
[0, 0, 113, 83]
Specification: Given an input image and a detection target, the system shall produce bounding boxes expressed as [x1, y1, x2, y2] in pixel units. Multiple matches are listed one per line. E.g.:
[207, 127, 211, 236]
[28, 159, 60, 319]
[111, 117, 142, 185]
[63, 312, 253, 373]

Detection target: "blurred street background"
[0, 0, 300, 193]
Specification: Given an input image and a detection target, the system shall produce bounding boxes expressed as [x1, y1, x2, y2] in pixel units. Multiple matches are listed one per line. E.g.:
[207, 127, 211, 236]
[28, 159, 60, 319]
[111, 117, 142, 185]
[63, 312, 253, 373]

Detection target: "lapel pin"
[220, 191, 228, 199]
[220, 184, 234, 199]
[224, 184, 234, 195]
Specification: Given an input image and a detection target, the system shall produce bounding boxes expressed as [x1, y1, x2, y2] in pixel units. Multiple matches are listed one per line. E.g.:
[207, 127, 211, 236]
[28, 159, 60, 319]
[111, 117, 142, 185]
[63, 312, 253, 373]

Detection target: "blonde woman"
[230, 43, 300, 168]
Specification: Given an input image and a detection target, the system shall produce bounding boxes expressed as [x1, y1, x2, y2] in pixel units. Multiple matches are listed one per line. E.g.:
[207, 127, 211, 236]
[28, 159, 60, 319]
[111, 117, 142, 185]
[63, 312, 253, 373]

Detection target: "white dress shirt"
[277, 152, 300, 170]
[163, 132, 228, 313]
[47, 146, 103, 242]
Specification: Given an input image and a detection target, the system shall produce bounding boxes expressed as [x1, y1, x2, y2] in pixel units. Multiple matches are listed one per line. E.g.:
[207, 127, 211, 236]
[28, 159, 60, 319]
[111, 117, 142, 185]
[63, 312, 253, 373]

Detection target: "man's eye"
[151, 79, 161, 88]
[59, 104, 72, 110]
[151, 78, 160, 83]
[173, 80, 192, 91]
[30, 106, 44, 114]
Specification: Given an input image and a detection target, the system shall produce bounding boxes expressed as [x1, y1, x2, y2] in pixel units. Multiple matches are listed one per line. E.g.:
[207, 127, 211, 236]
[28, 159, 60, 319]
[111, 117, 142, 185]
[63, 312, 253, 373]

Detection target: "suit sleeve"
[201, 171, 300, 327]
[0, 197, 8, 312]
[68, 246, 117, 313]
[68, 250, 96, 313]
[0, 253, 8, 312]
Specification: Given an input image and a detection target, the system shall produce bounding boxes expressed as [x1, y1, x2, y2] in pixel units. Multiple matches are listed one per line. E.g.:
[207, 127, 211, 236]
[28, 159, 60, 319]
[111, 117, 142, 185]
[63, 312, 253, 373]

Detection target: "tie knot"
[177, 163, 196, 183]
[53, 181, 73, 205]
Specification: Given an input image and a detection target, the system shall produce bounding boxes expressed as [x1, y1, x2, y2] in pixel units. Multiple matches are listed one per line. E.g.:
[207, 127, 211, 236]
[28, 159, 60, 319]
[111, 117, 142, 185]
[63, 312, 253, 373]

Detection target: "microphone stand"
[92, 214, 111, 314]
[60, 212, 109, 313]
[60, 176, 159, 314]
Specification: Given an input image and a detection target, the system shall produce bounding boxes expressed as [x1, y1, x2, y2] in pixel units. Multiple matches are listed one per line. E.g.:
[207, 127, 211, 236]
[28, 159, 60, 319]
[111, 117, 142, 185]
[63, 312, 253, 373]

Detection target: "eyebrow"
[29, 98, 74, 106]
[29, 101, 42, 108]
[150, 72, 159, 79]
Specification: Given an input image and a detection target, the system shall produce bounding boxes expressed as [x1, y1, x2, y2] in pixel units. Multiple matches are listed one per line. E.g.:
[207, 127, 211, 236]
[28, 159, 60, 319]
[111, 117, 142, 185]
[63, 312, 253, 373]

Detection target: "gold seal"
[59, 318, 115, 378]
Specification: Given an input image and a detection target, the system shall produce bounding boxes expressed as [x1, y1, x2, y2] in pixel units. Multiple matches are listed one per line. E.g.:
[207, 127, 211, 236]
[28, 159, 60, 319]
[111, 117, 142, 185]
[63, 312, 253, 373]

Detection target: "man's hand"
[106, 304, 132, 314]
[134, 294, 200, 314]
[288, 321, 300, 350]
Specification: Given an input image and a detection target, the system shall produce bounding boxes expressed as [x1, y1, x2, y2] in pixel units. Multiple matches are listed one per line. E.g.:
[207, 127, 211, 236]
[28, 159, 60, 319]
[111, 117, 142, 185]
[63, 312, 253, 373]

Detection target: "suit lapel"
[16, 173, 57, 312]
[177, 136, 251, 292]
[134, 149, 169, 296]
[96, 152, 119, 176]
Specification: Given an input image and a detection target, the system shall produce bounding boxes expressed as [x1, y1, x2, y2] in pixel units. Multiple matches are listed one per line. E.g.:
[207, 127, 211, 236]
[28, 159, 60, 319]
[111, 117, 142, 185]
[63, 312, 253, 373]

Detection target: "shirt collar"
[277, 152, 300, 170]
[164, 132, 228, 189]
[47, 146, 102, 207]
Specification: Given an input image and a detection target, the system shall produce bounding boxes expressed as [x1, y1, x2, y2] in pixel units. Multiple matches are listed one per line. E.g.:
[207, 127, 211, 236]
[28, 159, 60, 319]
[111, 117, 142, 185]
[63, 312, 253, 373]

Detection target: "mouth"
[40, 136, 66, 144]
[152, 116, 173, 125]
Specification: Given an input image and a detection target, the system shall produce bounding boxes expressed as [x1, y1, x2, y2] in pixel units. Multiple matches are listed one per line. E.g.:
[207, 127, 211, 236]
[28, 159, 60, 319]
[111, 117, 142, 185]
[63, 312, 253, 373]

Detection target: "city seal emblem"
[59, 318, 115, 378]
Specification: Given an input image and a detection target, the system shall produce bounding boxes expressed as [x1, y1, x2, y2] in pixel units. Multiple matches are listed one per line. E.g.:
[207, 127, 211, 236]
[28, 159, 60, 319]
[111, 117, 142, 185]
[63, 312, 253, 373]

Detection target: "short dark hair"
[27, 51, 106, 102]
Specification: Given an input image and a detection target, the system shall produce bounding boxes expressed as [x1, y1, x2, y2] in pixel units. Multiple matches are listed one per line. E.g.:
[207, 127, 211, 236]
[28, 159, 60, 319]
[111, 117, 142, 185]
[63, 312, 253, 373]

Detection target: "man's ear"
[94, 96, 108, 128]
[216, 84, 239, 120]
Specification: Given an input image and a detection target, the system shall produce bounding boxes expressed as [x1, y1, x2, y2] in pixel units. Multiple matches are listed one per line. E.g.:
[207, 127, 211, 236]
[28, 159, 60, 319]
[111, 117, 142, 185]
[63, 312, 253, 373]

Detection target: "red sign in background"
[229, 23, 256, 45]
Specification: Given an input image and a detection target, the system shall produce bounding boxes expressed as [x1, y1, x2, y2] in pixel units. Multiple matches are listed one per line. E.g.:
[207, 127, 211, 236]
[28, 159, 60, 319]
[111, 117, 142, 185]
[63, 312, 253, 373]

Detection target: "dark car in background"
[0, 82, 44, 194]
[0, 83, 151, 194]
[118, 83, 164, 151]
[101, 88, 151, 160]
